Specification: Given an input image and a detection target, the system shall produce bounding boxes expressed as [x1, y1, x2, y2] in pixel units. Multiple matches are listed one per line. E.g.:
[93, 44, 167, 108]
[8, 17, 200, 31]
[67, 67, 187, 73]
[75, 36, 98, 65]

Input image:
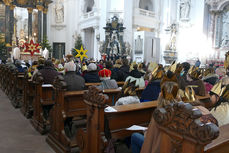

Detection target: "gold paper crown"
[182, 86, 196, 102]
[220, 85, 229, 101]
[122, 80, 138, 96]
[130, 62, 137, 71]
[203, 68, 214, 77]
[175, 63, 183, 75]
[188, 66, 201, 80]
[211, 81, 223, 96]
[224, 51, 229, 69]
[151, 64, 164, 80]
[168, 61, 177, 73]
[148, 62, 158, 72]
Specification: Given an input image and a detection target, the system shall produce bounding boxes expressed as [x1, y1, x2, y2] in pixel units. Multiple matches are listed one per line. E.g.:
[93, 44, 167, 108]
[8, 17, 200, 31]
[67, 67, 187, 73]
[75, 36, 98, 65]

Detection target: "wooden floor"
[0, 89, 55, 153]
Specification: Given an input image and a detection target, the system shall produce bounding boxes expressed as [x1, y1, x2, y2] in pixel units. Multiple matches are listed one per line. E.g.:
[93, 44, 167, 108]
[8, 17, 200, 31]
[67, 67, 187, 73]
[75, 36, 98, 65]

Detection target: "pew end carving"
[153, 102, 219, 153]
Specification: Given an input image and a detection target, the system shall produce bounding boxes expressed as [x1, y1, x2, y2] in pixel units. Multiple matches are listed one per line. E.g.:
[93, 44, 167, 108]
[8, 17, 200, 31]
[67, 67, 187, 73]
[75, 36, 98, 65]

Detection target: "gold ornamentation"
[3, 0, 13, 6]
[27, 7, 33, 13]
[43, 8, 48, 14]
[10, 4, 15, 10]
[16, 0, 27, 5]
[211, 81, 223, 96]
[36, 5, 44, 11]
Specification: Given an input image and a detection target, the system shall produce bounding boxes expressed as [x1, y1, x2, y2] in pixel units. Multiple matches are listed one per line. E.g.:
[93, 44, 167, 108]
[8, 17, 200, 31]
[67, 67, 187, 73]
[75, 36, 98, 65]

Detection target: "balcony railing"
[135, 8, 155, 18]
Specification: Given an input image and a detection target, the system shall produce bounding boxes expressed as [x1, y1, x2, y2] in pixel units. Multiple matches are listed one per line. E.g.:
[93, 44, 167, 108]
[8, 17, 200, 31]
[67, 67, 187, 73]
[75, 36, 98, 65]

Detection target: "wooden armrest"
[64, 90, 86, 97]
[107, 101, 158, 113]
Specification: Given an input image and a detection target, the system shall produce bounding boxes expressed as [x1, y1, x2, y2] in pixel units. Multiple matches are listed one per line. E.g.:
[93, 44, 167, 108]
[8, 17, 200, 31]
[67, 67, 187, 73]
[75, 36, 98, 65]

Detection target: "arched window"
[139, 0, 154, 12]
[84, 0, 94, 13]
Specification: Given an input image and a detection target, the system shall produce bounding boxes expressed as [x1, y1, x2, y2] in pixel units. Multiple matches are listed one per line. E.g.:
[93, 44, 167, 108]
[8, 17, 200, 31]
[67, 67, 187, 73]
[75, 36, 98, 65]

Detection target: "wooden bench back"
[79, 86, 157, 153]
[153, 102, 219, 153]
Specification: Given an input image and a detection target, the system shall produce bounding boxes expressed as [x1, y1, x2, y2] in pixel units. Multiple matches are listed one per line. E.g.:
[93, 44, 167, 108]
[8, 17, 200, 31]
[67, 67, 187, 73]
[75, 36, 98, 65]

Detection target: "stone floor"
[0, 89, 55, 153]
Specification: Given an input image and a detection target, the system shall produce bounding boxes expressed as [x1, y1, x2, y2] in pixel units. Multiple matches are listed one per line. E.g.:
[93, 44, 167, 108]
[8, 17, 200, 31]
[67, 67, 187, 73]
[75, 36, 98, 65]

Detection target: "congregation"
[1, 52, 229, 153]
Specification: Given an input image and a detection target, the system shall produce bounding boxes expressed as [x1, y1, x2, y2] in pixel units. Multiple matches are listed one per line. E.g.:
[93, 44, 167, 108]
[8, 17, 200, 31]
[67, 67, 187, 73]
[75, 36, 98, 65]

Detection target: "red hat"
[98, 68, 111, 80]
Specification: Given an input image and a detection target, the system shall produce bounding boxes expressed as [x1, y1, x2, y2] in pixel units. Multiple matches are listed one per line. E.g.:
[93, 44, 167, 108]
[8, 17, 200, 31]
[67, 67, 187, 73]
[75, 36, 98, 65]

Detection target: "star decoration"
[24, 40, 40, 56]
[74, 45, 88, 61]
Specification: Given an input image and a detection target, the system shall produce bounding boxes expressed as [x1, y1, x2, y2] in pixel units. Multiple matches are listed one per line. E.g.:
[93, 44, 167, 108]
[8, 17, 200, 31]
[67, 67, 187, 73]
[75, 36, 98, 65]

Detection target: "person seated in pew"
[125, 63, 145, 88]
[115, 80, 140, 106]
[186, 66, 206, 96]
[97, 65, 118, 90]
[63, 61, 85, 91]
[210, 81, 229, 127]
[15, 60, 26, 73]
[83, 63, 100, 83]
[140, 64, 164, 102]
[39, 60, 59, 84]
[202, 67, 219, 93]
[111, 59, 122, 81]
[31, 58, 45, 79]
[119, 58, 130, 81]
[131, 71, 218, 153]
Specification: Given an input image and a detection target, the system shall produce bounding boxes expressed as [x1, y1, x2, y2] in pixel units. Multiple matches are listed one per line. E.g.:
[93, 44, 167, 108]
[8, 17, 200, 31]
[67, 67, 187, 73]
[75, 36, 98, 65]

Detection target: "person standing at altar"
[43, 48, 49, 60]
[12, 46, 20, 61]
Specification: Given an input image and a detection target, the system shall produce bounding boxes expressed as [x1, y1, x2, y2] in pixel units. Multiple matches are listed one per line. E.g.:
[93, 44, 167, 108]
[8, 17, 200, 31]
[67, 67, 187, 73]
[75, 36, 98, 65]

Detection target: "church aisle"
[0, 89, 55, 153]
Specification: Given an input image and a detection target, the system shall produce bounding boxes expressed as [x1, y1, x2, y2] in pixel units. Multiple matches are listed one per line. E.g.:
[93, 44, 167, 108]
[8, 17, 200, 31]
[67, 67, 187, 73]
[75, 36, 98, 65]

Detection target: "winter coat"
[83, 70, 100, 83]
[39, 66, 59, 84]
[64, 71, 85, 91]
[140, 80, 161, 102]
[119, 65, 130, 81]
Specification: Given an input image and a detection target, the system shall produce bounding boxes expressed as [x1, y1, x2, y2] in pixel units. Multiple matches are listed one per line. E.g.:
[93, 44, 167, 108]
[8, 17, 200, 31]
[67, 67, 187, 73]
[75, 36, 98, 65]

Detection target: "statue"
[221, 33, 229, 48]
[43, 48, 49, 60]
[180, 0, 191, 20]
[169, 24, 177, 50]
[55, 0, 64, 23]
[135, 35, 143, 54]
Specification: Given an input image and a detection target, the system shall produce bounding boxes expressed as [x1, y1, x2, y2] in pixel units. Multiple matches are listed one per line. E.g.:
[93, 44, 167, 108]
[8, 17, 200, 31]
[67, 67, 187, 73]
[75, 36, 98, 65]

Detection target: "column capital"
[27, 7, 33, 13]
[43, 8, 48, 14]
[36, 5, 44, 11]
[10, 4, 15, 10]
[3, 0, 13, 6]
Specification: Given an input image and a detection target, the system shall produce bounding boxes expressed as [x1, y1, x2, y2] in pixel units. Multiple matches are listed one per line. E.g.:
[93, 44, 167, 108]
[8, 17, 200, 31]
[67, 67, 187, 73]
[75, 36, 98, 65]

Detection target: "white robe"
[13, 47, 20, 60]
[43, 48, 49, 60]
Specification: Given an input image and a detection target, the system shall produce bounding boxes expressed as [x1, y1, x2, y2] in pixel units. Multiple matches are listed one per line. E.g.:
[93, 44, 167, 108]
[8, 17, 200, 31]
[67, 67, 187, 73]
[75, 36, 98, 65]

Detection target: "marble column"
[5, 4, 10, 46]
[37, 5, 43, 43]
[27, 7, 33, 40]
[9, 5, 15, 45]
[43, 8, 48, 39]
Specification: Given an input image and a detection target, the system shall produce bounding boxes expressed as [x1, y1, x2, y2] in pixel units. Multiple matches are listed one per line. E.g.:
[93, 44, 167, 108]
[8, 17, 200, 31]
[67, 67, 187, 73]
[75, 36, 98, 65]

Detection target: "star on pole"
[74, 45, 88, 61]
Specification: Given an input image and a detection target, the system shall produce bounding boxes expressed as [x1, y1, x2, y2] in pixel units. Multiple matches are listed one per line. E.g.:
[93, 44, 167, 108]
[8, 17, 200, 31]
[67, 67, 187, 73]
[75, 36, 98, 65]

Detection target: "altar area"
[20, 52, 41, 61]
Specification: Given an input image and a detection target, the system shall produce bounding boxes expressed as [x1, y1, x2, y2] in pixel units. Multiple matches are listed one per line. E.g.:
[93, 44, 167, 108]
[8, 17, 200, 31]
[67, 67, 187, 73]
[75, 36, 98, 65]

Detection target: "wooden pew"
[85, 81, 125, 88]
[76, 86, 157, 153]
[30, 72, 54, 134]
[46, 76, 123, 153]
[11, 71, 25, 108]
[153, 101, 220, 153]
[204, 124, 229, 153]
[21, 74, 36, 118]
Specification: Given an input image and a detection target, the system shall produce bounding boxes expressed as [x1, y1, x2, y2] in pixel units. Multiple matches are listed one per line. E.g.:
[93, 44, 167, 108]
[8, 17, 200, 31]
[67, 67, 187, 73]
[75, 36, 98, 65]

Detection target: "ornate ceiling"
[0, 0, 52, 8]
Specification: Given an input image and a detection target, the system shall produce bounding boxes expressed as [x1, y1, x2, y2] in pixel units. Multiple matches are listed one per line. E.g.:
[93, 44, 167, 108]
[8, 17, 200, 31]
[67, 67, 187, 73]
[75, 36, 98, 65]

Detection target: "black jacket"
[83, 71, 100, 83]
[64, 71, 85, 91]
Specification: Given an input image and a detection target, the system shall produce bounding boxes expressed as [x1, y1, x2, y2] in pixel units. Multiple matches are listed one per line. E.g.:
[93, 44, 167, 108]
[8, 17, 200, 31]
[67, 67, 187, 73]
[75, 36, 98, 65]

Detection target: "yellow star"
[74, 45, 88, 61]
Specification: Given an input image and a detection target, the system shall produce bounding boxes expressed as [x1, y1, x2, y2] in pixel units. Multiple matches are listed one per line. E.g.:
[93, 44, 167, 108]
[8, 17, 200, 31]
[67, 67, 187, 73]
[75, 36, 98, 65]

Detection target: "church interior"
[0, 0, 229, 153]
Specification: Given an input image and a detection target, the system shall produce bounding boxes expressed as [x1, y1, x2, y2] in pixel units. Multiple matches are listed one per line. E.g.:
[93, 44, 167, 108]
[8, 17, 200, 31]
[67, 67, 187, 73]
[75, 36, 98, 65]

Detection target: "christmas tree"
[41, 35, 52, 56]
[72, 35, 84, 57]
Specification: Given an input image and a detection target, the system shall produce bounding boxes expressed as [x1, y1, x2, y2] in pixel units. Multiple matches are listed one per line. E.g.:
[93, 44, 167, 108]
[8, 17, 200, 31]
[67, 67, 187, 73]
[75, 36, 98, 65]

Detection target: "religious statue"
[135, 35, 143, 54]
[221, 33, 229, 48]
[55, 0, 64, 23]
[110, 36, 120, 55]
[169, 24, 177, 50]
[43, 48, 49, 60]
[180, 0, 191, 20]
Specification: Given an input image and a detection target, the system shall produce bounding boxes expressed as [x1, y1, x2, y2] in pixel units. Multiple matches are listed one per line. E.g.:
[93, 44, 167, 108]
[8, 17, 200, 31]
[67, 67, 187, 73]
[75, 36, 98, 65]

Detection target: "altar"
[20, 52, 41, 61]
